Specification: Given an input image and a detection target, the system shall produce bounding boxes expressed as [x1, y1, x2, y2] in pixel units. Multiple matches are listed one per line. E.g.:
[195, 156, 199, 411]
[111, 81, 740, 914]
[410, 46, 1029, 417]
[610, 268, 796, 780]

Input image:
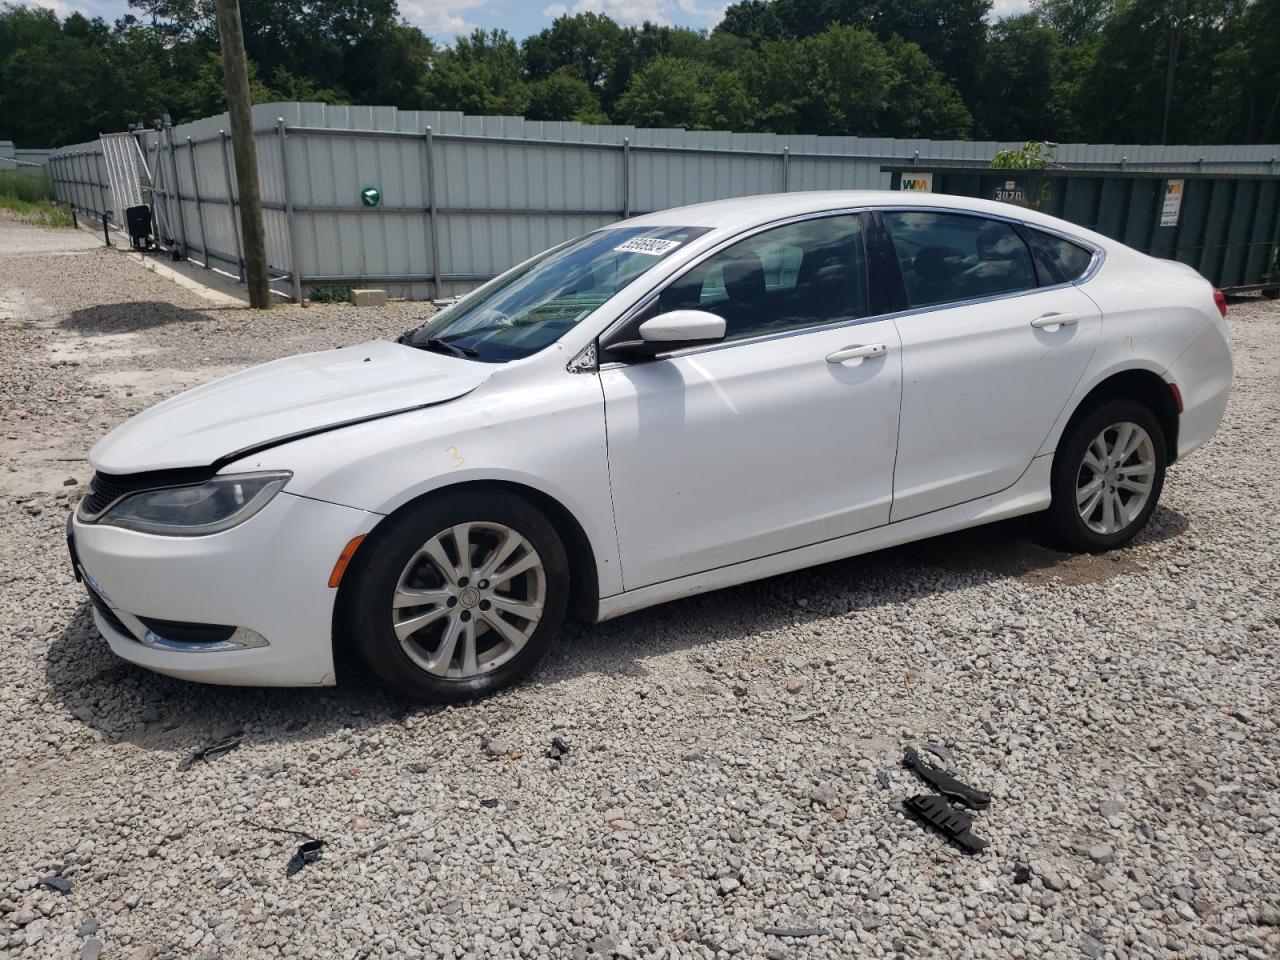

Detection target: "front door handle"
[827, 343, 888, 365]
[1030, 312, 1079, 330]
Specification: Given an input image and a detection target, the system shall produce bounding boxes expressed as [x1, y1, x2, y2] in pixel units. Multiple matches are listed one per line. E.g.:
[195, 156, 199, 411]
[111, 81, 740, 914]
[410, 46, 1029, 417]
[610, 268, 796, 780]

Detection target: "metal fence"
[47, 102, 1280, 301]
[0, 142, 52, 176]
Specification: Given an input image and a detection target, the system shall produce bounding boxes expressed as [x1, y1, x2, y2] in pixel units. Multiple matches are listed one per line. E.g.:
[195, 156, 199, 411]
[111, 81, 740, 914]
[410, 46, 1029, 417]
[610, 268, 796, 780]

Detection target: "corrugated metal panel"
[46, 101, 1280, 299]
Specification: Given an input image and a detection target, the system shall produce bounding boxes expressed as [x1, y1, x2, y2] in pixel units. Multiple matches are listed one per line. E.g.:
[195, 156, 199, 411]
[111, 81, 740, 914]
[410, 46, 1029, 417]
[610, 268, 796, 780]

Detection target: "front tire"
[339, 489, 570, 701]
[1047, 399, 1167, 553]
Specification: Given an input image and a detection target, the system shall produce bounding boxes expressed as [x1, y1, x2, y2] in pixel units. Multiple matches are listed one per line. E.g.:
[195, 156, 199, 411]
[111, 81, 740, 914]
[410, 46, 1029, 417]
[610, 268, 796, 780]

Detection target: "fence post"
[219, 129, 245, 281]
[95, 149, 110, 223]
[622, 137, 631, 218]
[424, 125, 443, 300]
[74, 152, 86, 215]
[89, 151, 99, 216]
[781, 146, 790, 192]
[276, 117, 302, 302]
[149, 133, 169, 243]
[164, 116, 190, 259]
[186, 137, 210, 269]
[82, 152, 95, 217]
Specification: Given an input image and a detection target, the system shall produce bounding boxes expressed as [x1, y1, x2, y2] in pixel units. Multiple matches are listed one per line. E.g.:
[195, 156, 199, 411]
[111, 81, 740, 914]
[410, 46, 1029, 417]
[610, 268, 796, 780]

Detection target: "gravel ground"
[1, 214, 1278, 960]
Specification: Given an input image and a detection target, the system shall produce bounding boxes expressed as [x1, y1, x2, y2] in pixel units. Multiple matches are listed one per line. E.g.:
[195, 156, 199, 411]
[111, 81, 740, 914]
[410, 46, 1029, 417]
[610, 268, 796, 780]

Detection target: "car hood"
[89, 340, 490, 474]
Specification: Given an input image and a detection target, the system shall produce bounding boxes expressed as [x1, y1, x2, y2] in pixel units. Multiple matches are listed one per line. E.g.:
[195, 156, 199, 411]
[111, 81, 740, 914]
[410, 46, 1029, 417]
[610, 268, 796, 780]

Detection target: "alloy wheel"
[1075, 421, 1156, 536]
[391, 522, 545, 679]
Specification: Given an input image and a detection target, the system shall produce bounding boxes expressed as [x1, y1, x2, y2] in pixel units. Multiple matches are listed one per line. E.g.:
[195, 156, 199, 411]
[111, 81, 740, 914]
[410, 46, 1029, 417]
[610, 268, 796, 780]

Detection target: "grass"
[0, 170, 75, 227]
[307, 285, 352, 303]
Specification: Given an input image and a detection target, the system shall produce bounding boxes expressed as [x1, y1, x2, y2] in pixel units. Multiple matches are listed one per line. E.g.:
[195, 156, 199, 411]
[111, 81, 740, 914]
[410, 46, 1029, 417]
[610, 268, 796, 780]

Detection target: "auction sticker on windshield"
[614, 237, 683, 256]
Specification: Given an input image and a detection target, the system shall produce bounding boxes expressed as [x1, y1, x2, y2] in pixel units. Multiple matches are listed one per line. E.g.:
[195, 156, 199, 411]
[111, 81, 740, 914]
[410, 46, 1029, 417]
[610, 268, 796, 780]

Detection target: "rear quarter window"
[1033, 230, 1095, 281]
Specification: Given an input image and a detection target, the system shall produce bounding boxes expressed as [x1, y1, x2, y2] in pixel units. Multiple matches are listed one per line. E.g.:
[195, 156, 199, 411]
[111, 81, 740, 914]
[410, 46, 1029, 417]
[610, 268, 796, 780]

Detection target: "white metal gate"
[98, 132, 150, 222]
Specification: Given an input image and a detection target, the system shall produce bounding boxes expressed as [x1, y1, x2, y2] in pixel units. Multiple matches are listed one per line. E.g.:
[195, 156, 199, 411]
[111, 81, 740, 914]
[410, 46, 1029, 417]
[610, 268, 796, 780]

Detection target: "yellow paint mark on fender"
[446, 445, 465, 469]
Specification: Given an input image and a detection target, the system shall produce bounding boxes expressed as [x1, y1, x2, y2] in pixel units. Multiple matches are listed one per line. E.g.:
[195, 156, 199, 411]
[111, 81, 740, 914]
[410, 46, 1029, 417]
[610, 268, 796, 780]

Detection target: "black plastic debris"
[480, 798, 499, 808]
[922, 742, 955, 765]
[546, 736, 571, 761]
[902, 747, 990, 810]
[251, 820, 325, 876]
[177, 729, 244, 771]
[903, 794, 987, 855]
[1013, 864, 1032, 884]
[285, 839, 325, 877]
[37, 874, 71, 894]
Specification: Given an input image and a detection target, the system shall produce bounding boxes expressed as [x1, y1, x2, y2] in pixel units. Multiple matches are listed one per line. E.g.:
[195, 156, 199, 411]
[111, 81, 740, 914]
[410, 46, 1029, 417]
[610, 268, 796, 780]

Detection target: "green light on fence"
[360, 186, 381, 207]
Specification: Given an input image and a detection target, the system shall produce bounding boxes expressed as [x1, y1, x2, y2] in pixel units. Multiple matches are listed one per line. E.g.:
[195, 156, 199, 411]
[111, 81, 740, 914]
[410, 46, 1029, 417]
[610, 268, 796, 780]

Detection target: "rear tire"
[339, 489, 569, 701]
[1046, 399, 1167, 553]
[1262, 287, 1279, 301]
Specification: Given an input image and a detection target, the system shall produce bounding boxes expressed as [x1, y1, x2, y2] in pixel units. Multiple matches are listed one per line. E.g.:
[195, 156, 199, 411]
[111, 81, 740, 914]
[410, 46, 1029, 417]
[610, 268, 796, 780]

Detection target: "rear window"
[1032, 230, 1095, 281]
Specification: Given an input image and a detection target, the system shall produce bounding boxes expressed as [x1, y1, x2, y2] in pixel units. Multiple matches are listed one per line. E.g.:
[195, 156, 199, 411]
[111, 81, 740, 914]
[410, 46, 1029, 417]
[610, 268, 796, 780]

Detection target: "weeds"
[307, 285, 351, 304]
[0, 170, 74, 227]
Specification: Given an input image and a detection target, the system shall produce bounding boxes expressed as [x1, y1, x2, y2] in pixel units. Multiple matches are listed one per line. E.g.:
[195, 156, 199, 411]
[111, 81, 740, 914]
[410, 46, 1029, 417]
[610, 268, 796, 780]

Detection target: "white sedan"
[69, 191, 1233, 700]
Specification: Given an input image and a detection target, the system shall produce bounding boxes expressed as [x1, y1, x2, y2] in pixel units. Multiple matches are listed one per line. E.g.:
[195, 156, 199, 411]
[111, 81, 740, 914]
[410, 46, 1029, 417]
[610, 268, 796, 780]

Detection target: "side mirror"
[606, 309, 726, 360]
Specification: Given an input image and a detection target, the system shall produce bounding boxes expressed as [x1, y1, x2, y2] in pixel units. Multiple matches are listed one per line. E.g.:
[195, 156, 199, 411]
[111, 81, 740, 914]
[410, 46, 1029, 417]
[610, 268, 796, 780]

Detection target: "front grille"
[83, 472, 135, 516]
[81, 466, 216, 519]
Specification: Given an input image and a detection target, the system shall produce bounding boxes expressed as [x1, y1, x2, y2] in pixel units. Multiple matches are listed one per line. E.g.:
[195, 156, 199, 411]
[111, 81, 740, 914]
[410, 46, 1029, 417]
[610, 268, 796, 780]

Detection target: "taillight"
[1168, 382, 1184, 414]
[1213, 288, 1227, 317]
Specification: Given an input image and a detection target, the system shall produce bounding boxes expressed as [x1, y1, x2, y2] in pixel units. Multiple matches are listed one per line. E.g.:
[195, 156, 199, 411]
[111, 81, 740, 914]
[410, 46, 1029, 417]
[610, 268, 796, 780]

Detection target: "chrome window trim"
[596, 204, 1107, 371]
[1018, 219, 1107, 285]
[874, 204, 1107, 290]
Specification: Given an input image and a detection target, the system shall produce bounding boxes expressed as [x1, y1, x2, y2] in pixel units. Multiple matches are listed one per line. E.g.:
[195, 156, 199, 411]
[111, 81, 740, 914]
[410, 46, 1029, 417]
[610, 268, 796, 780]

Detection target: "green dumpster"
[884, 166, 1280, 296]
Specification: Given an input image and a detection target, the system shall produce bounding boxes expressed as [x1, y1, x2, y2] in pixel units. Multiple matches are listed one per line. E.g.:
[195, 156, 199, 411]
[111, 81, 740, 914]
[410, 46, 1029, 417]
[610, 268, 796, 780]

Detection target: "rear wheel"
[340, 490, 569, 701]
[1047, 399, 1167, 552]
[1262, 287, 1279, 301]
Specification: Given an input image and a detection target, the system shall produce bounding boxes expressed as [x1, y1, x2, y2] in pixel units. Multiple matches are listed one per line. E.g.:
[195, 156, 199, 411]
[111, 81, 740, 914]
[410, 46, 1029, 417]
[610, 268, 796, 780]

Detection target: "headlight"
[99, 472, 291, 536]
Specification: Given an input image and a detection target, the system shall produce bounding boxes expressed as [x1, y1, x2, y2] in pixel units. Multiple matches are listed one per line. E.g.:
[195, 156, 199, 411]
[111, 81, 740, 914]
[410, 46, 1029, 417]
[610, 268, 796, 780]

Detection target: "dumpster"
[884, 166, 1280, 296]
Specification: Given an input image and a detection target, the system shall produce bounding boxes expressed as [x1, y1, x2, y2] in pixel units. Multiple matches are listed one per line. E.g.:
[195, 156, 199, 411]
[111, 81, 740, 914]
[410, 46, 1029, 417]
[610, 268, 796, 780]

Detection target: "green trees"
[974, 14, 1066, 141]
[1, 0, 1276, 148]
[420, 29, 527, 117]
[614, 56, 753, 130]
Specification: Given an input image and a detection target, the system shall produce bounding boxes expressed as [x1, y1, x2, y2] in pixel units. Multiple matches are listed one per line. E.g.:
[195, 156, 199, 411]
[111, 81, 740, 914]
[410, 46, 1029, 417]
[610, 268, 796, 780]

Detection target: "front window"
[403, 226, 709, 362]
[651, 214, 869, 341]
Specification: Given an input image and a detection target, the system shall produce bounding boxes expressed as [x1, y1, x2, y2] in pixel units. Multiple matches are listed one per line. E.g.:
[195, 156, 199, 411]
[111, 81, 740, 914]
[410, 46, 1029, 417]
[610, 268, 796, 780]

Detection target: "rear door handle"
[1030, 312, 1079, 330]
[827, 343, 888, 364]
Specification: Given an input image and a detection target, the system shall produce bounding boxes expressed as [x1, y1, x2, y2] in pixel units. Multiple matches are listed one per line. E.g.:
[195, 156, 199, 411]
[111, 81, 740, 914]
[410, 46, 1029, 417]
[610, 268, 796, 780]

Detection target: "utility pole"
[213, 0, 271, 308]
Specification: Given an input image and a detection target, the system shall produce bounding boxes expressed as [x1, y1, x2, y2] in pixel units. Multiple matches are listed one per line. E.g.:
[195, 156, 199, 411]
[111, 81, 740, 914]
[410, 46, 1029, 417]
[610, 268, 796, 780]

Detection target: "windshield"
[403, 225, 709, 362]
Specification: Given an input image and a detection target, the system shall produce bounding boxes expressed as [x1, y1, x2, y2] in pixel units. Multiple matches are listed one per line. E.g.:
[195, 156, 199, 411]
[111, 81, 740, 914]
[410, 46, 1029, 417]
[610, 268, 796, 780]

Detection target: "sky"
[21, 0, 1033, 41]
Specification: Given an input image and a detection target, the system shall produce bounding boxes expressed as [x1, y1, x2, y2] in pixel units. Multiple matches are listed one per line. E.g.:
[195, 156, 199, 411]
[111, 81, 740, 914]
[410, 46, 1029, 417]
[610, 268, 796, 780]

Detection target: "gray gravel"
[2, 214, 1278, 959]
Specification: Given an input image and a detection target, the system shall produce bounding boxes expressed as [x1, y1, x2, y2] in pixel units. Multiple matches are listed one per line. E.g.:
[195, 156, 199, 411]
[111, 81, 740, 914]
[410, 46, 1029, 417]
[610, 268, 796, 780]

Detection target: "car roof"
[622, 190, 1113, 249]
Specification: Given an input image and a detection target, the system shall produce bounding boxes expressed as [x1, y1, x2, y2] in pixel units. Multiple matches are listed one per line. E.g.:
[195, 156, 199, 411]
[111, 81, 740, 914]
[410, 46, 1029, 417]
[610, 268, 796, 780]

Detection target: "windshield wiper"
[410, 337, 479, 359]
